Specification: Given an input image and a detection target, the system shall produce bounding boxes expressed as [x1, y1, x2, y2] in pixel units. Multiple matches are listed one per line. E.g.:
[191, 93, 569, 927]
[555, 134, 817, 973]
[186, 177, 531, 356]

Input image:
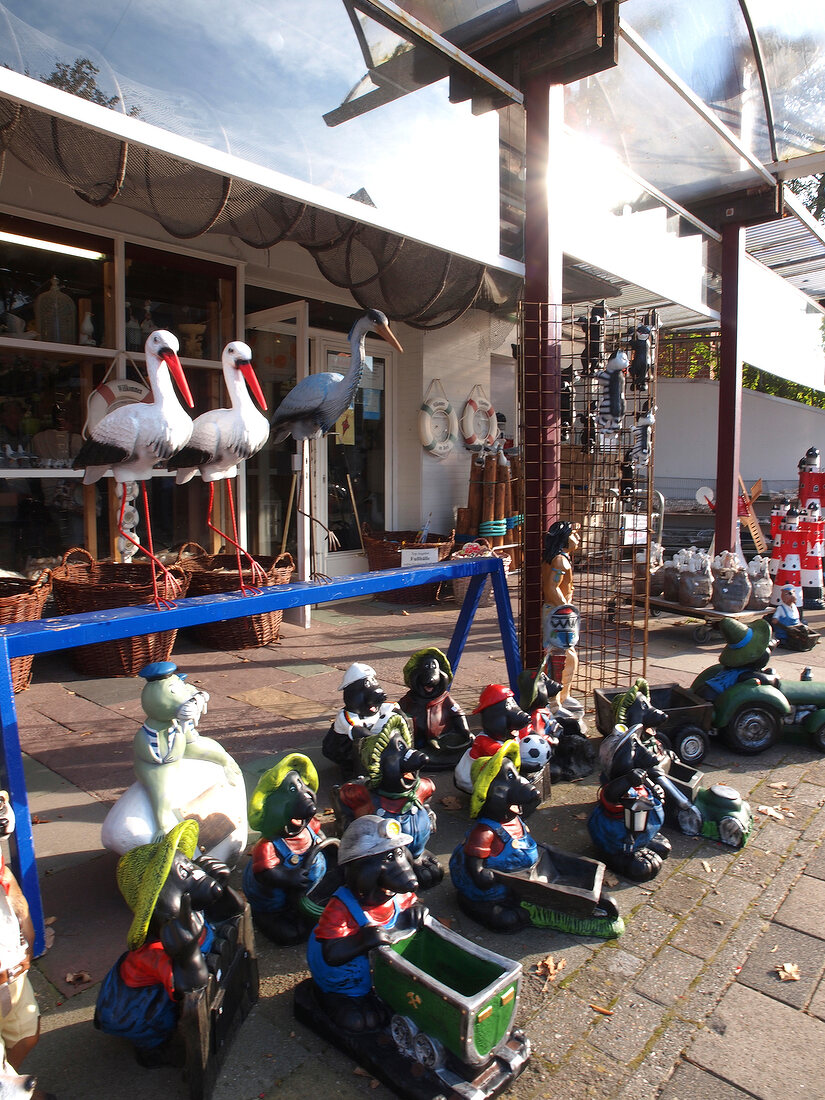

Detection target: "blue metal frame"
[0, 556, 520, 956]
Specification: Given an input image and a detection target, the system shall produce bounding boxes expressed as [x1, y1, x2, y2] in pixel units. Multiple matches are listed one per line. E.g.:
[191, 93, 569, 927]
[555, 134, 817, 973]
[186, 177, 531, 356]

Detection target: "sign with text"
[401, 547, 440, 567]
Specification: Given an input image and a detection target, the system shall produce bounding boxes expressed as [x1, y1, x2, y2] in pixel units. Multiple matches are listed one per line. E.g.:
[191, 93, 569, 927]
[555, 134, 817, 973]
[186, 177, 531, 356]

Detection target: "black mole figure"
[306, 815, 424, 1033]
[398, 647, 471, 768]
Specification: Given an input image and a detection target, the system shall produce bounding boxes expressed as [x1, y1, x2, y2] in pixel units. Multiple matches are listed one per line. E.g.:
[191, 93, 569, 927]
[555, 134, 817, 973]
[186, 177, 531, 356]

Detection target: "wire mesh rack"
[517, 302, 660, 703]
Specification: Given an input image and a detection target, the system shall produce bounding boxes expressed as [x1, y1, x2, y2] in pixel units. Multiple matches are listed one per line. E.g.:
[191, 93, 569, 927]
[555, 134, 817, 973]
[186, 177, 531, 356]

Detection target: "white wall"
[654, 378, 825, 489]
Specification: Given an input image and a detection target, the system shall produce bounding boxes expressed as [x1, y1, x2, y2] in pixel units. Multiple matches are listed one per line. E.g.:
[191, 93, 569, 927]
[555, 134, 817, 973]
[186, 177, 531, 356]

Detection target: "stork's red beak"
[377, 322, 403, 354]
[159, 348, 194, 408]
[238, 359, 267, 411]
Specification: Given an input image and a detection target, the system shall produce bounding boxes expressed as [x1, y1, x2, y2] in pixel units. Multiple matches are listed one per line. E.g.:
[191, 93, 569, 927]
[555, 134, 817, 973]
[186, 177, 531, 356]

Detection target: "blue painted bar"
[0, 556, 522, 956]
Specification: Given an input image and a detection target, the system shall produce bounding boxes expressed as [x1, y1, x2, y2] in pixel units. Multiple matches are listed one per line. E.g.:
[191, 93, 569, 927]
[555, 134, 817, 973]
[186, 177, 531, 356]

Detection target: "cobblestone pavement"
[12, 593, 825, 1100]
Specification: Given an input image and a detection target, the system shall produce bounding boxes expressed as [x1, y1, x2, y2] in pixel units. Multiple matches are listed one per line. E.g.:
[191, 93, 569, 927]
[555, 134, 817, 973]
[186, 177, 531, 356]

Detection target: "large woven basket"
[175, 542, 295, 649]
[362, 525, 455, 605]
[51, 547, 189, 677]
[0, 570, 52, 693]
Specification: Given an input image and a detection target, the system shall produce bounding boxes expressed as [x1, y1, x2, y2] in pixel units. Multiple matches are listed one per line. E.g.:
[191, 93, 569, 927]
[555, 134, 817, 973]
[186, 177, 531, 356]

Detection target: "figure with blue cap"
[102, 663, 247, 865]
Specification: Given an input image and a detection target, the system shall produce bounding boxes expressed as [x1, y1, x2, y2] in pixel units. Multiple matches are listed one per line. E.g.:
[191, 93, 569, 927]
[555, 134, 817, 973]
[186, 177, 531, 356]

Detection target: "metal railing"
[0, 556, 520, 956]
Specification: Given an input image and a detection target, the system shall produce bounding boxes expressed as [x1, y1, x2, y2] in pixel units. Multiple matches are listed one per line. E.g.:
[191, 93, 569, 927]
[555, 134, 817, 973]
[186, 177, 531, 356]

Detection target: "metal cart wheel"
[413, 1032, 446, 1070]
[390, 1014, 418, 1055]
[693, 623, 714, 644]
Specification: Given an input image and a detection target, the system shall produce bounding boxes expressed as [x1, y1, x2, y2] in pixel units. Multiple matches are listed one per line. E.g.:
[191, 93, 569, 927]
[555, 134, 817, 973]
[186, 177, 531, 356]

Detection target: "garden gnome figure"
[0, 791, 45, 1079]
[771, 584, 820, 651]
[541, 522, 584, 717]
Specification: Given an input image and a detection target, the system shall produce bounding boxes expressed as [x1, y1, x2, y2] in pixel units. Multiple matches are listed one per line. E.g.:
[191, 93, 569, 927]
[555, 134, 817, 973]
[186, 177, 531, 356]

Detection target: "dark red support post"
[715, 223, 745, 553]
[521, 78, 563, 670]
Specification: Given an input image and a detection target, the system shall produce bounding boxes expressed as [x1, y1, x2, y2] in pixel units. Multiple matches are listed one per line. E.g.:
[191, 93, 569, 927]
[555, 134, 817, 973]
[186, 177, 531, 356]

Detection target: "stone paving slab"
[772, 873, 825, 939]
[657, 1061, 756, 1099]
[736, 921, 825, 1009]
[688, 982, 825, 1099]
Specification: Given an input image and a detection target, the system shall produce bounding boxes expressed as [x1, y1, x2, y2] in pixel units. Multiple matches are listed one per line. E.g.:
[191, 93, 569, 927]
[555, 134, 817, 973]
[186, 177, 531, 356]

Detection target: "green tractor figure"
[692, 618, 825, 756]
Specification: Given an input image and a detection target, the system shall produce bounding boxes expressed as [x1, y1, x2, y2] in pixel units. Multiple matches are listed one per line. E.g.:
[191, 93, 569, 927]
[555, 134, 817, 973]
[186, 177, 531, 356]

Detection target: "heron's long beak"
[159, 348, 194, 408]
[377, 322, 403, 354]
[238, 359, 267, 411]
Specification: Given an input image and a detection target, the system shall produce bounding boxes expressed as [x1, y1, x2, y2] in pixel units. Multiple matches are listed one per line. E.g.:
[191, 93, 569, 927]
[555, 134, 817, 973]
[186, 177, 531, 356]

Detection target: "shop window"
[125, 244, 235, 361]
[0, 214, 114, 348]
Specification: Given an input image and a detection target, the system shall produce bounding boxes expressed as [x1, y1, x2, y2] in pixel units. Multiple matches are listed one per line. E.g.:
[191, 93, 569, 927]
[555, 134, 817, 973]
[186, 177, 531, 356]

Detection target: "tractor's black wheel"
[724, 705, 779, 755]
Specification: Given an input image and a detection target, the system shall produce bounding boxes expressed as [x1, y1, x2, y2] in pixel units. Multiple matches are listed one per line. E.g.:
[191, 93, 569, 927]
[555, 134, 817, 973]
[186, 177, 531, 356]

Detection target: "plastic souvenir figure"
[296, 812, 531, 1099]
[306, 815, 424, 1033]
[243, 754, 333, 944]
[692, 618, 777, 704]
[337, 715, 442, 890]
[398, 647, 471, 766]
[0, 792, 44, 1078]
[450, 741, 621, 936]
[323, 663, 405, 776]
[577, 400, 598, 455]
[577, 301, 612, 376]
[102, 662, 247, 864]
[541, 521, 584, 717]
[518, 662, 595, 781]
[598, 712, 703, 836]
[626, 312, 658, 392]
[587, 741, 670, 882]
[630, 402, 655, 466]
[95, 821, 246, 1066]
[453, 684, 532, 793]
[771, 584, 820, 651]
[595, 348, 628, 444]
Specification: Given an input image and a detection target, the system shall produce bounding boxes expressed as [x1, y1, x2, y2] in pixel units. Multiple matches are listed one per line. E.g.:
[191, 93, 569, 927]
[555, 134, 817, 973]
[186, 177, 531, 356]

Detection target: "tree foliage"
[788, 174, 825, 223]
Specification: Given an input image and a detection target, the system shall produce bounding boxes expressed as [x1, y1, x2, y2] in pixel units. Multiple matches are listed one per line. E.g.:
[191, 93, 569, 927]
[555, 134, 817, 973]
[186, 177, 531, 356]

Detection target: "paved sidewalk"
[10, 593, 825, 1100]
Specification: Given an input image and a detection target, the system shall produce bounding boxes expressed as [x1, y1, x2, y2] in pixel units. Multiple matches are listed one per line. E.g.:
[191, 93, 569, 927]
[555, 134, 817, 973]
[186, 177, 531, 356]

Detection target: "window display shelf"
[0, 337, 119, 359]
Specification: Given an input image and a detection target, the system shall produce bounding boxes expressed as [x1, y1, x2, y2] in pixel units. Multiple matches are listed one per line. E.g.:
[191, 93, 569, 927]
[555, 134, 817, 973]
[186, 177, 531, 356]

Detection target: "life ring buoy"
[85, 379, 152, 433]
[460, 387, 497, 447]
[419, 380, 459, 459]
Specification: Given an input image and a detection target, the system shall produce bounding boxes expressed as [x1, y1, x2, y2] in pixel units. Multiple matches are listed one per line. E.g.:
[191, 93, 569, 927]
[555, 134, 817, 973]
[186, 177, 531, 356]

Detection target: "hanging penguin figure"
[578, 400, 598, 456]
[560, 372, 574, 444]
[577, 301, 612, 376]
[627, 310, 659, 392]
[630, 402, 655, 467]
[596, 349, 628, 445]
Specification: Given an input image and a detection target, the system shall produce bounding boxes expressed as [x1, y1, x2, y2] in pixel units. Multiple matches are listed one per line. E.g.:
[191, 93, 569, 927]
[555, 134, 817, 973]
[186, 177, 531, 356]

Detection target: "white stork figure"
[169, 341, 269, 594]
[269, 309, 403, 565]
[73, 329, 194, 606]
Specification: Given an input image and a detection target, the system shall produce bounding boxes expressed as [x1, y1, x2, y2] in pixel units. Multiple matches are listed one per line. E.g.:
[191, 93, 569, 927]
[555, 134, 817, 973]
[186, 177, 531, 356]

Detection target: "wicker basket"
[361, 525, 455, 605]
[450, 539, 511, 607]
[175, 542, 295, 649]
[51, 547, 189, 677]
[0, 570, 52, 693]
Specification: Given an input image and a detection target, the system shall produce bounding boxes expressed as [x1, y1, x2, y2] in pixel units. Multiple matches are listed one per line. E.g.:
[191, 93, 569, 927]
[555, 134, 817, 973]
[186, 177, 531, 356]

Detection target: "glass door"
[313, 335, 395, 578]
[245, 301, 310, 626]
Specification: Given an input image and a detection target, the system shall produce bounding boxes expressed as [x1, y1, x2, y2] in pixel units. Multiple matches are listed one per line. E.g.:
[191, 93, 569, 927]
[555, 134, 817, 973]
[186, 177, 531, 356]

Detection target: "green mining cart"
[371, 914, 529, 1098]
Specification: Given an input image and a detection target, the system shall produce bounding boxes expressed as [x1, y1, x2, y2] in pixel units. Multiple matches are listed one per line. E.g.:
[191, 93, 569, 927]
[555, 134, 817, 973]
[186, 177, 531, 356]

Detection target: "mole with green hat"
[243, 753, 333, 944]
[692, 617, 776, 702]
[94, 820, 246, 1066]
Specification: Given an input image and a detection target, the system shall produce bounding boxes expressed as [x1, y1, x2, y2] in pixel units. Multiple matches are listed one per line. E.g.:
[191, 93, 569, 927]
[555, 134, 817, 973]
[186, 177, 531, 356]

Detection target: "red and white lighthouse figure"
[768, 497, 791, 588]
[798, 447, 824, 513]
[800, 502, 825, 610]
[770, 497, 791, 542]
[771, 506, 803, 606]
